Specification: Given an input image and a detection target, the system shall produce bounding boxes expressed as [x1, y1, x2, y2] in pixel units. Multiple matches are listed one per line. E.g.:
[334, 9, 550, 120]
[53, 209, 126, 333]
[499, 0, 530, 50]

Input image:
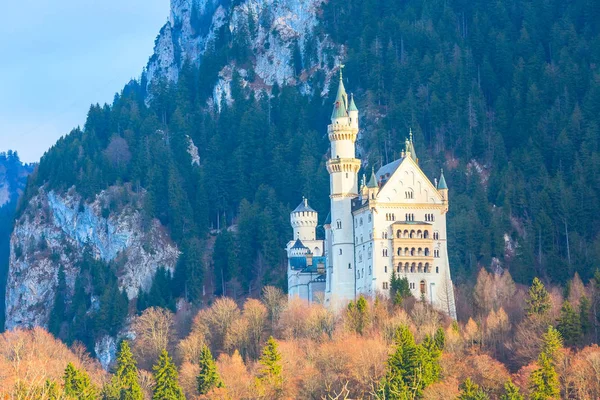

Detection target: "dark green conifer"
[557, 301, 582, 346]
[197, 345, 223, 395]
[526, 278, 551, 316]
[63, 362, 97, 400]
[256, 336, 283, 390]
[111, 340, 143, 400]
[152, 349, 185, 400]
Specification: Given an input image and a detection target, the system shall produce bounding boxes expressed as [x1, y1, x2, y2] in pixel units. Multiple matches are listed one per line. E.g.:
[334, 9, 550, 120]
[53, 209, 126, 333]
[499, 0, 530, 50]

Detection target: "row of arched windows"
[396, 247, 431, 257]
[395, 262, 439, 274]
[405, 213, 415, 221]
[396, 229, 429, 239]
[425, 213, 435, 221]
[386, 213, 396, 221]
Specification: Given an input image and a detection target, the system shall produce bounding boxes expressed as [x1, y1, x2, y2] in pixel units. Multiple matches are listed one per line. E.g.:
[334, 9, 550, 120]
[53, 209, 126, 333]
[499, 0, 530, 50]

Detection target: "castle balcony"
[392, 256, 435, 274]
[326, 158, 361, 173]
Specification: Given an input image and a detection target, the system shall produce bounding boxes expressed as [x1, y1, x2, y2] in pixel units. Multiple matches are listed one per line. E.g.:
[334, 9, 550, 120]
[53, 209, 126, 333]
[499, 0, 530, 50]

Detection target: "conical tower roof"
[348, 93, 358, 112]
[331, 67, 348, 119]
[438, 169, 448, 190]
[367, 167, 378, 188]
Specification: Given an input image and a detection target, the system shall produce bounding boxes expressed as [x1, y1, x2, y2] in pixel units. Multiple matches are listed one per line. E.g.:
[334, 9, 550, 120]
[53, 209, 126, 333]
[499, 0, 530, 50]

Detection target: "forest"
[6, 0, 600, 390]
[3, 273, 600, 399]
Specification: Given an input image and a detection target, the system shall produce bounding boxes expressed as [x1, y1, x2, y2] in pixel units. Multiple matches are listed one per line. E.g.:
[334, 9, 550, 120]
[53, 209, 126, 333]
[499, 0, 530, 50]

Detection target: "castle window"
[424, 248, 430, 257]
[383, 249, 388, 257]
[360, 218, 363, 226]
[339, 249, 343, 255]
[385, 265, 388, 273]
[434, 250, 439, 258]
[397, 248, 401, 256]
[410, 282, 415, 290]
[383, 282, 389, 290]
[433, 232, 439, 240]
[405, 190, 414, 199]
[397, 230, 401, 238]
[420, 280, 426, 294]
[369, 266, 372, 275]
[410, 230, 415, 238]
[436, 266, 439, 273]
[368, 214, 372, 223]
[424, 231, 429, 239]
[348, 263, 351, 269]
[336, 220, 342, 229]
[360, 235, 363, 243]
[346, 173, 349, 178]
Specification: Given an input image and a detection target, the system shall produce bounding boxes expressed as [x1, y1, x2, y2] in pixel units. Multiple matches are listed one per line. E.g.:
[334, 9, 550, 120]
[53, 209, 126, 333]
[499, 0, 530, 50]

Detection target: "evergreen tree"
[529, 353, 560, 400]
[557, 301, 582, 346]
[256, 337, 283, 392]
[500, 380, 524, 400]
[434, 327, 446, 350]
[197, 345, 223, 395]
[579, 295, 591, 337]
[110, 340, 143, 400]
[458, 378, 489, 400]
[152, 349, 185, 400]
[63, 362, 97, 400]
[541, 326, 563, 361]
[526, 278, 551, 317]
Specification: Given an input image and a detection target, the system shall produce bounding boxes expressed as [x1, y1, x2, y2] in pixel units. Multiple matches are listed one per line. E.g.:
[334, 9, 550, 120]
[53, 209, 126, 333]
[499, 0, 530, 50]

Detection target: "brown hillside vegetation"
[3, 271, 600, 399]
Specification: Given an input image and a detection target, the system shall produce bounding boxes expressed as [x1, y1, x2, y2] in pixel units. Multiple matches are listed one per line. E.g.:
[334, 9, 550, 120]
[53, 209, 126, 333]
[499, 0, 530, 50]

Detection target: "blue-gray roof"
[293, 198, 316, 213]
[438, 169, 448, 189]
[291, 239, 307, 250]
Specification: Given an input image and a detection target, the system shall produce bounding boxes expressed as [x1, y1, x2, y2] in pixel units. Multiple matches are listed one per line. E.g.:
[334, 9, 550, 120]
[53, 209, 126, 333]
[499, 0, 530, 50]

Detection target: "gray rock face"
[5, 186, 179, 330]
[145, 0, 340, 104]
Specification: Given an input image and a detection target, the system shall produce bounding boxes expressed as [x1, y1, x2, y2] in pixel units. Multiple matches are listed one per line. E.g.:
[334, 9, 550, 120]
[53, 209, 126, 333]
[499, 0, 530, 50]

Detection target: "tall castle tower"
[326, 68, 361, 304]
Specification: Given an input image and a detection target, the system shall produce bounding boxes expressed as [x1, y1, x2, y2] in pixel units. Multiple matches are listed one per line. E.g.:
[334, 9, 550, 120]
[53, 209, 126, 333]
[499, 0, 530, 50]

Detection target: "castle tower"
[326, 67, 361, 303]
[290, 197, 318, 241]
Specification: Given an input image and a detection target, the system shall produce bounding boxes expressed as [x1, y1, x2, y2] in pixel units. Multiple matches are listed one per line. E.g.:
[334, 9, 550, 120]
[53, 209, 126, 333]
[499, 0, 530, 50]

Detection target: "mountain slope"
[5, 0, 600, 351]
[0, 151, 33, 330]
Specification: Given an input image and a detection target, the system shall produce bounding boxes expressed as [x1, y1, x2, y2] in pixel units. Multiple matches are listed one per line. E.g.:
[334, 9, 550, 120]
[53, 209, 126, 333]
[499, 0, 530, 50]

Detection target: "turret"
[331, 67, 350, 125]
[348, 93, 359, 129]
[290, 197, 318, 241]
[438, 169, 448, 203]
[365, 167, 378, 200]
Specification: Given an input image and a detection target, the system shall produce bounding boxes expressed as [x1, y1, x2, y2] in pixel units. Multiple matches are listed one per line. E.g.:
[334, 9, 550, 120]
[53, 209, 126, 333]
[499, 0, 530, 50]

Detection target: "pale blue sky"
[0, 0, 169, 162]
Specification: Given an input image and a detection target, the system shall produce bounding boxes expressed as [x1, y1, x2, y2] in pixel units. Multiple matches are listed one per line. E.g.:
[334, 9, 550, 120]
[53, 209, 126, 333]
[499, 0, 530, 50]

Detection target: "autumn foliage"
[4, 273, 600, 399]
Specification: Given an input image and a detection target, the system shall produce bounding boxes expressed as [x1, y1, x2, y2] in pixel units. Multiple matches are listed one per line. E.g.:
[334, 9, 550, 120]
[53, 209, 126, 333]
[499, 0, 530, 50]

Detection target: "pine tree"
[48, 265, 67, 337]
[557, 301, 582, 346]
[458, 378, 489, 400]
[500, 380, 524, 400]
[434, 327, 446, 350]
[529, 353, 560, 400]
[380, 325, 417, 398]
[579, 295, 591, 337]
[197, 345, 223, 395]
[526, 278, 551, 316]
[541, 326, 563, 361]
[110, 340, 143, 400]
[152, 349, 185, 400]
[63, 362, 97, 400]
[256, 336, 283, 393]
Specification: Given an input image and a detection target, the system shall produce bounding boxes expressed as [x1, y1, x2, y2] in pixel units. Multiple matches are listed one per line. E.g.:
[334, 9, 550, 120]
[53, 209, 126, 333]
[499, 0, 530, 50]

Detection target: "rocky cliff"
[145, 0, 339, 105]
[5, 185, 179, 330]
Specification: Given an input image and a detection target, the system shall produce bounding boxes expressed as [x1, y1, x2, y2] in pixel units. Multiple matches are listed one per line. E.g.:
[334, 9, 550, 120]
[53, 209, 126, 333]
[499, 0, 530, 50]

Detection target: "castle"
[286, 70, 457, 318]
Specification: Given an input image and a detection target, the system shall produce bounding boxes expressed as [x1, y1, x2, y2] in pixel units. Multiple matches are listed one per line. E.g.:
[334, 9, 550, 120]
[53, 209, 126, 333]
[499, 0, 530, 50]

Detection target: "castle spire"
[331, 65, 348, 120]
[438, 168, 448, 190]
[367, 166, 378, 188]
[348, 92, 358, 112]
[408, 128, 418, 163]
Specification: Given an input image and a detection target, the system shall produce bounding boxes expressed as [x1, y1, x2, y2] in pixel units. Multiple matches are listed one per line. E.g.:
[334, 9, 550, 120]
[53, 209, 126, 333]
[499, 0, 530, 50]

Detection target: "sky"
[0, 0, 169, 163]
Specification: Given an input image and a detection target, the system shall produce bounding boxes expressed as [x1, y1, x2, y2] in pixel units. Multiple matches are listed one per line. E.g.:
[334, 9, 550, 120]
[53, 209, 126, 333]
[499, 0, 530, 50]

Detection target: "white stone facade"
[286, 74, 456, 318]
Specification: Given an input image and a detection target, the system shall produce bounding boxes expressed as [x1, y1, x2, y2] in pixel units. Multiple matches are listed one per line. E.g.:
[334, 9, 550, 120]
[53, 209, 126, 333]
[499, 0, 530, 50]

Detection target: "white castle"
[286, 70, 457, 318]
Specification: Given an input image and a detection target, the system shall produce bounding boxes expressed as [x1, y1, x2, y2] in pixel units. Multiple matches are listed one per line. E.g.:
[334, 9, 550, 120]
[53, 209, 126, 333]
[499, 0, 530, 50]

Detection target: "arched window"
[410, 230, 415, 238]
[436, 266, 439, 273]
[397, 263, 401, 273]
[425, 263, 429, 273]
[420, 280, 426, 294]
[410, 248, 415, 256]
[404, 230, 409, 238]
[410, 263, 415, 273]
[396, 230, 401, 238]
[404, 247, 409, 256]
[339, 249, 343, 255]
[424, 231, 429, 239]
[336, 220, 342, 229]
[434, 232, 439, 240]
[397, 248, 401, 256]
[424, 248, 430, 256]
[404, 263, 409, 273]
[417, 248, 422, 256]
[417, 230, 422, 238]
[348, 263, 352, 269]
[418, 263, 423, 273]
[385, 265, 388, 273]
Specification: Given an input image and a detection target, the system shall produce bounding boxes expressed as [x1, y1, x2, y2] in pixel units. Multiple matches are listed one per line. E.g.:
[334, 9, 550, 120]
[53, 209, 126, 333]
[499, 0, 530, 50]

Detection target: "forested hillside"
[10, 0, 600, 348]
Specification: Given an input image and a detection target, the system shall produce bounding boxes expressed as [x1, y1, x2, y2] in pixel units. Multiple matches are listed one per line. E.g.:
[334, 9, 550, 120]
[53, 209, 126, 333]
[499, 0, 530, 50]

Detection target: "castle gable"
[376, 157, 442, 204]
